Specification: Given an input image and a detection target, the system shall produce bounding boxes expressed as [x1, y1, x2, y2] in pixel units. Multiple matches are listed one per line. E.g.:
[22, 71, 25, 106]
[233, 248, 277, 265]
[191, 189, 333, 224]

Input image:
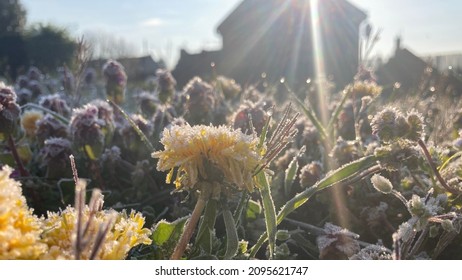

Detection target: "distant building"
[172, 49, 221, 88]
[376, 38, 432, 90]
[376, 37, 462, 96]
[173, 0, 367, 89]
[424, 53, 462, 73]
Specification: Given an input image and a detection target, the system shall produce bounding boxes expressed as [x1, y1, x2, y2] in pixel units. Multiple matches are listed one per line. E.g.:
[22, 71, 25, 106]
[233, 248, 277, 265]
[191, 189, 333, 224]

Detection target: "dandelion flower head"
[40, 206, 152, 260]
[0, 166, 47, 259]
[153, 124, 262, 192]
[344, 80, 382, 98]
[21, 109, 44, 137]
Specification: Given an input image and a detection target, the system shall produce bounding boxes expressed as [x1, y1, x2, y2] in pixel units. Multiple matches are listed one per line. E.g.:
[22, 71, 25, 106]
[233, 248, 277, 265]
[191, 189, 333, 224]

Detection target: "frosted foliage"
[349, 245, 392, 260]
[317, 223, 360, 258]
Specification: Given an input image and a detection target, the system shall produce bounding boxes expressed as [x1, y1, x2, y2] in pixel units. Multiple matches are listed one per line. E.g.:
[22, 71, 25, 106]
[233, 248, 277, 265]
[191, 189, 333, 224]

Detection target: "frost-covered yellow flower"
[103, 211, 152, 260]
[0, 166, 47, 259]
[21, 110, 44, 137]
[40, 206, 152, 260]
[344, 80, 382, 98]
[152, 124, 262, 192]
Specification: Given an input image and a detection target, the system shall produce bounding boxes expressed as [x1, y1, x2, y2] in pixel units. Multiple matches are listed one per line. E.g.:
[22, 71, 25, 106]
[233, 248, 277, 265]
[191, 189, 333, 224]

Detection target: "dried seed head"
[371, 107, 401, 142]
[137, 91, 157, 117]
[216, 75, 241, 100]
[103, 60, 127, 105]
[370, 174, 393, 194]
[183, 77, 216, 124]
[16, 88, 32, 105]
[27, 66, 42, 81]
[371, 107, 425, 142]
[299, 161, 323, 188]
[330, 137, 360, 165]
[40, 138, 73, 178]
[0, 82, 20, 137]
[16, 75, 29, 89]
[41, 137, 72, 162]
[69, 103, 114, 160]
[156, 69, 176, 103]
[406, 110, 425, 141]
[233, 101, 268, 135]
[39, 93, 71, 118]
[374, 139, 421, 171]
[36, 114, 68, 145]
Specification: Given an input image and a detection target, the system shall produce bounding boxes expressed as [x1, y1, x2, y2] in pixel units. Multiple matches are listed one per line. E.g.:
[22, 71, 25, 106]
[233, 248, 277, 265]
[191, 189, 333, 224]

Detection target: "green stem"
[408, 225, 429, 258]
[233, 191, 249, 224]
[194, 198, 218, 254]
[171, 191, 208, 260]
[391, 190, 409, 209]
[8, 135, 29, 177]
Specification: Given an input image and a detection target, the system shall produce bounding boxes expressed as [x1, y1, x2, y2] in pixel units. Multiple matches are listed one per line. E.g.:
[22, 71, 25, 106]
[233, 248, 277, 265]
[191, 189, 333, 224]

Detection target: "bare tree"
[84, 29, 139, 59]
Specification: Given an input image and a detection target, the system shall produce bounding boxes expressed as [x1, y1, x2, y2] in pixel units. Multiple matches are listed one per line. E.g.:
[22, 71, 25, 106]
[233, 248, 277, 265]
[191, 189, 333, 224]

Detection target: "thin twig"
[408, 226, 429, 258]
[69, 155, 79, 185]
[74, 180, 85, 260]
[284, 218, 374, 248]
[89, 214, 115, 260]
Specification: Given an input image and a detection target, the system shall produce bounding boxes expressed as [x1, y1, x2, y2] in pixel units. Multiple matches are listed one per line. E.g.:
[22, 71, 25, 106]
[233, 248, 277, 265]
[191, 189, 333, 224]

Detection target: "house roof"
[216, 0, 367, 36]
[376, 47, 431, 89]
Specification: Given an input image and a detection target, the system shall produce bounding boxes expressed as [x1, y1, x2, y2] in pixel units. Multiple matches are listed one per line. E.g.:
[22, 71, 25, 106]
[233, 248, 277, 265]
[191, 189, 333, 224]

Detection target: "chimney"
[395, 36, 401, 55]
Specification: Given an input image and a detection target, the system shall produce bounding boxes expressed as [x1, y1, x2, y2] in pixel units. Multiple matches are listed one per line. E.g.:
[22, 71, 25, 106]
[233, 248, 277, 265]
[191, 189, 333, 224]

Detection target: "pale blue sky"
[22, 0, 462, 68]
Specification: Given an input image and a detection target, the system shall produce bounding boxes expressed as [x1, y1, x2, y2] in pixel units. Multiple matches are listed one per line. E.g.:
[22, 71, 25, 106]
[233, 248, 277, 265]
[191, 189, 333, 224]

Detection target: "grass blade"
[223, 208, 239, 260]
[21, 103, 70, 125]
[326, 89, 352, 132]
[195, 199, 218, 254]
[249, 155, 378, 257]
[107, 100, 155, 152]
[286, 87, 328, 141]
[439, 151, 462, 171]
[257, 171, 277, 259]
[284, 155, 299, 197]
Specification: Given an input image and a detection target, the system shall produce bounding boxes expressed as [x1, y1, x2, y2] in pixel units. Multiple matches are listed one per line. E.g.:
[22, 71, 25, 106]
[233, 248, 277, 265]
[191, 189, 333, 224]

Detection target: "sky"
[21, 0, 462, 69]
